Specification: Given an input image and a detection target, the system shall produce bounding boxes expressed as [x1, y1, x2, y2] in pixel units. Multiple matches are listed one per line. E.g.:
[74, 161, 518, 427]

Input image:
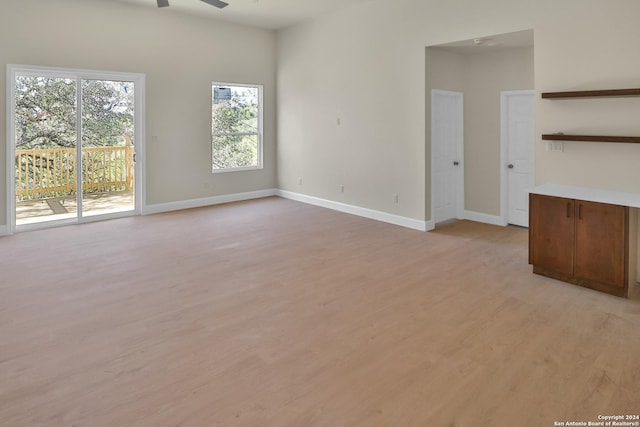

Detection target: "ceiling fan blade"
[157, 0, 169, 7]
[200, 0, 229, 8]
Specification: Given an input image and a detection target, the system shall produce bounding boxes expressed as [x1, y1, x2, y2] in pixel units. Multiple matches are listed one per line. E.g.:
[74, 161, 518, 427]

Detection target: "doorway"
[427, 29, 534, 228]
[7, 65, 145, 232]
[501, 90, 535, 227]
[431, 89, 464, 224]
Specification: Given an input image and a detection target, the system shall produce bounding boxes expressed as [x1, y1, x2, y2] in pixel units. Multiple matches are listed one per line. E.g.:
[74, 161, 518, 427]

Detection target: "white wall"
[535, 4, 640, 191]
[277, 1, 427, 221]
[277, 0, 640, 223]
[0, 0, 276, 228]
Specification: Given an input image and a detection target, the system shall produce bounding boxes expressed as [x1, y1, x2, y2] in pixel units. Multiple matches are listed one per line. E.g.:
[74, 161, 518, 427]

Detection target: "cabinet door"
[529, 194, 574, 275]
[574, 201, 627, 288]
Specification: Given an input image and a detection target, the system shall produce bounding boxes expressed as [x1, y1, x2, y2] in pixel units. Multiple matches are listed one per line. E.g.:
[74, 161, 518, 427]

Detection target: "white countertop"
[529, 183, 640, 208]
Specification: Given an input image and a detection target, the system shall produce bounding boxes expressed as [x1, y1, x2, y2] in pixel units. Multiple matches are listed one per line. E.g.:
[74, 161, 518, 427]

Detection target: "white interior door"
[432, 90, 463, 224]
[502, 90, 534, 227]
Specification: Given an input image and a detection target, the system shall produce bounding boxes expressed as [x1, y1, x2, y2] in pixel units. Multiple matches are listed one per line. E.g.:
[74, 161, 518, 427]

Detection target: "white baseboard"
[0, 224, 8, 236]
[462, 210, 507, 226]
[142, 189, 278, 215]
[277, 190, 431, 231]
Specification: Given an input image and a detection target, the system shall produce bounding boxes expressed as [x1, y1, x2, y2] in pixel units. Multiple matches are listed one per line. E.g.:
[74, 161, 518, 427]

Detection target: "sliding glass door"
[8, 66, 144, 231]
[14, 75, 79, 224]
[80, 79, 135, 218]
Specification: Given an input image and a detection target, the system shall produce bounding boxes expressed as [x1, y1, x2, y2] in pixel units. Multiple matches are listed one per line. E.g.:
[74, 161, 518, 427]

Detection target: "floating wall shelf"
[542, 134, 640, 144]
[541, 88, 640, 143]
[541, 88, 640, 99]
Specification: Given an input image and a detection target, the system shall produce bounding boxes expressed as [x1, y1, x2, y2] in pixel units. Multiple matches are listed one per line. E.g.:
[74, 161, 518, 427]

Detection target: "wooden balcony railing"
[15, 146, 134, 201]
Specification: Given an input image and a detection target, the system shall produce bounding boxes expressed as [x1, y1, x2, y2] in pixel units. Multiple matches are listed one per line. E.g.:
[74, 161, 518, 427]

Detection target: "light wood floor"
[1, 197, 639, 426]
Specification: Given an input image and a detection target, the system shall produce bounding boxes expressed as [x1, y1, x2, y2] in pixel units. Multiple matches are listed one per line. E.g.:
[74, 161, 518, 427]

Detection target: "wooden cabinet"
[529, 195, 574, 276]
[529, 193, 636, 297]
[574, 200, 627, 289]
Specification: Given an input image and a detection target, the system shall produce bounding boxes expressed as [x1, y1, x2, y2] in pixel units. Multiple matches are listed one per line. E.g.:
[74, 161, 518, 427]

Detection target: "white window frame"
[211, 82, 263, 173]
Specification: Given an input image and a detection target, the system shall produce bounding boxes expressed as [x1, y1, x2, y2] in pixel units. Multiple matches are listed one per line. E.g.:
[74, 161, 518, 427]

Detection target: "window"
[211, 83, 263, 172]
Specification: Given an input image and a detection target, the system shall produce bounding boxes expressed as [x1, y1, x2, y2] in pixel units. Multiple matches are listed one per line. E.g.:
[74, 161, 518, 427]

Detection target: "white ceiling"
[114, 0, 372, 30]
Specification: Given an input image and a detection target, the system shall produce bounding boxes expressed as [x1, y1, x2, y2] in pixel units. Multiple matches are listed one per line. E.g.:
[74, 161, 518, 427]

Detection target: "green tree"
[15, 76, 77, 149]
[15, 77, 134, 149]
[82, 80, 134, 147]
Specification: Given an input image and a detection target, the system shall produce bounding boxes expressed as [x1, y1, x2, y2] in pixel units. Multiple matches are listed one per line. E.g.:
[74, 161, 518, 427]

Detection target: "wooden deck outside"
[16, 191, 134, 224]
[14, 146, 135, 225]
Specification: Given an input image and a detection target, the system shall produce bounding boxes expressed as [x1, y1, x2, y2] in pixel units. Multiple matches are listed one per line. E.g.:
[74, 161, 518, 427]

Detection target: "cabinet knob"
[508, 164, 514, 169]
[453, 161, 459, 166]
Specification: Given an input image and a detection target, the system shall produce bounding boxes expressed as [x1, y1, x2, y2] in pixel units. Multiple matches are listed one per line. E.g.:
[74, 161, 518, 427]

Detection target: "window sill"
[212, 165, 263, 174]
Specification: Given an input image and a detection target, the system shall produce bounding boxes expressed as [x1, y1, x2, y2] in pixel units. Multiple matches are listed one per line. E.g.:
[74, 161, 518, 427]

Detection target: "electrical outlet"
[547, 141, 564, 152]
